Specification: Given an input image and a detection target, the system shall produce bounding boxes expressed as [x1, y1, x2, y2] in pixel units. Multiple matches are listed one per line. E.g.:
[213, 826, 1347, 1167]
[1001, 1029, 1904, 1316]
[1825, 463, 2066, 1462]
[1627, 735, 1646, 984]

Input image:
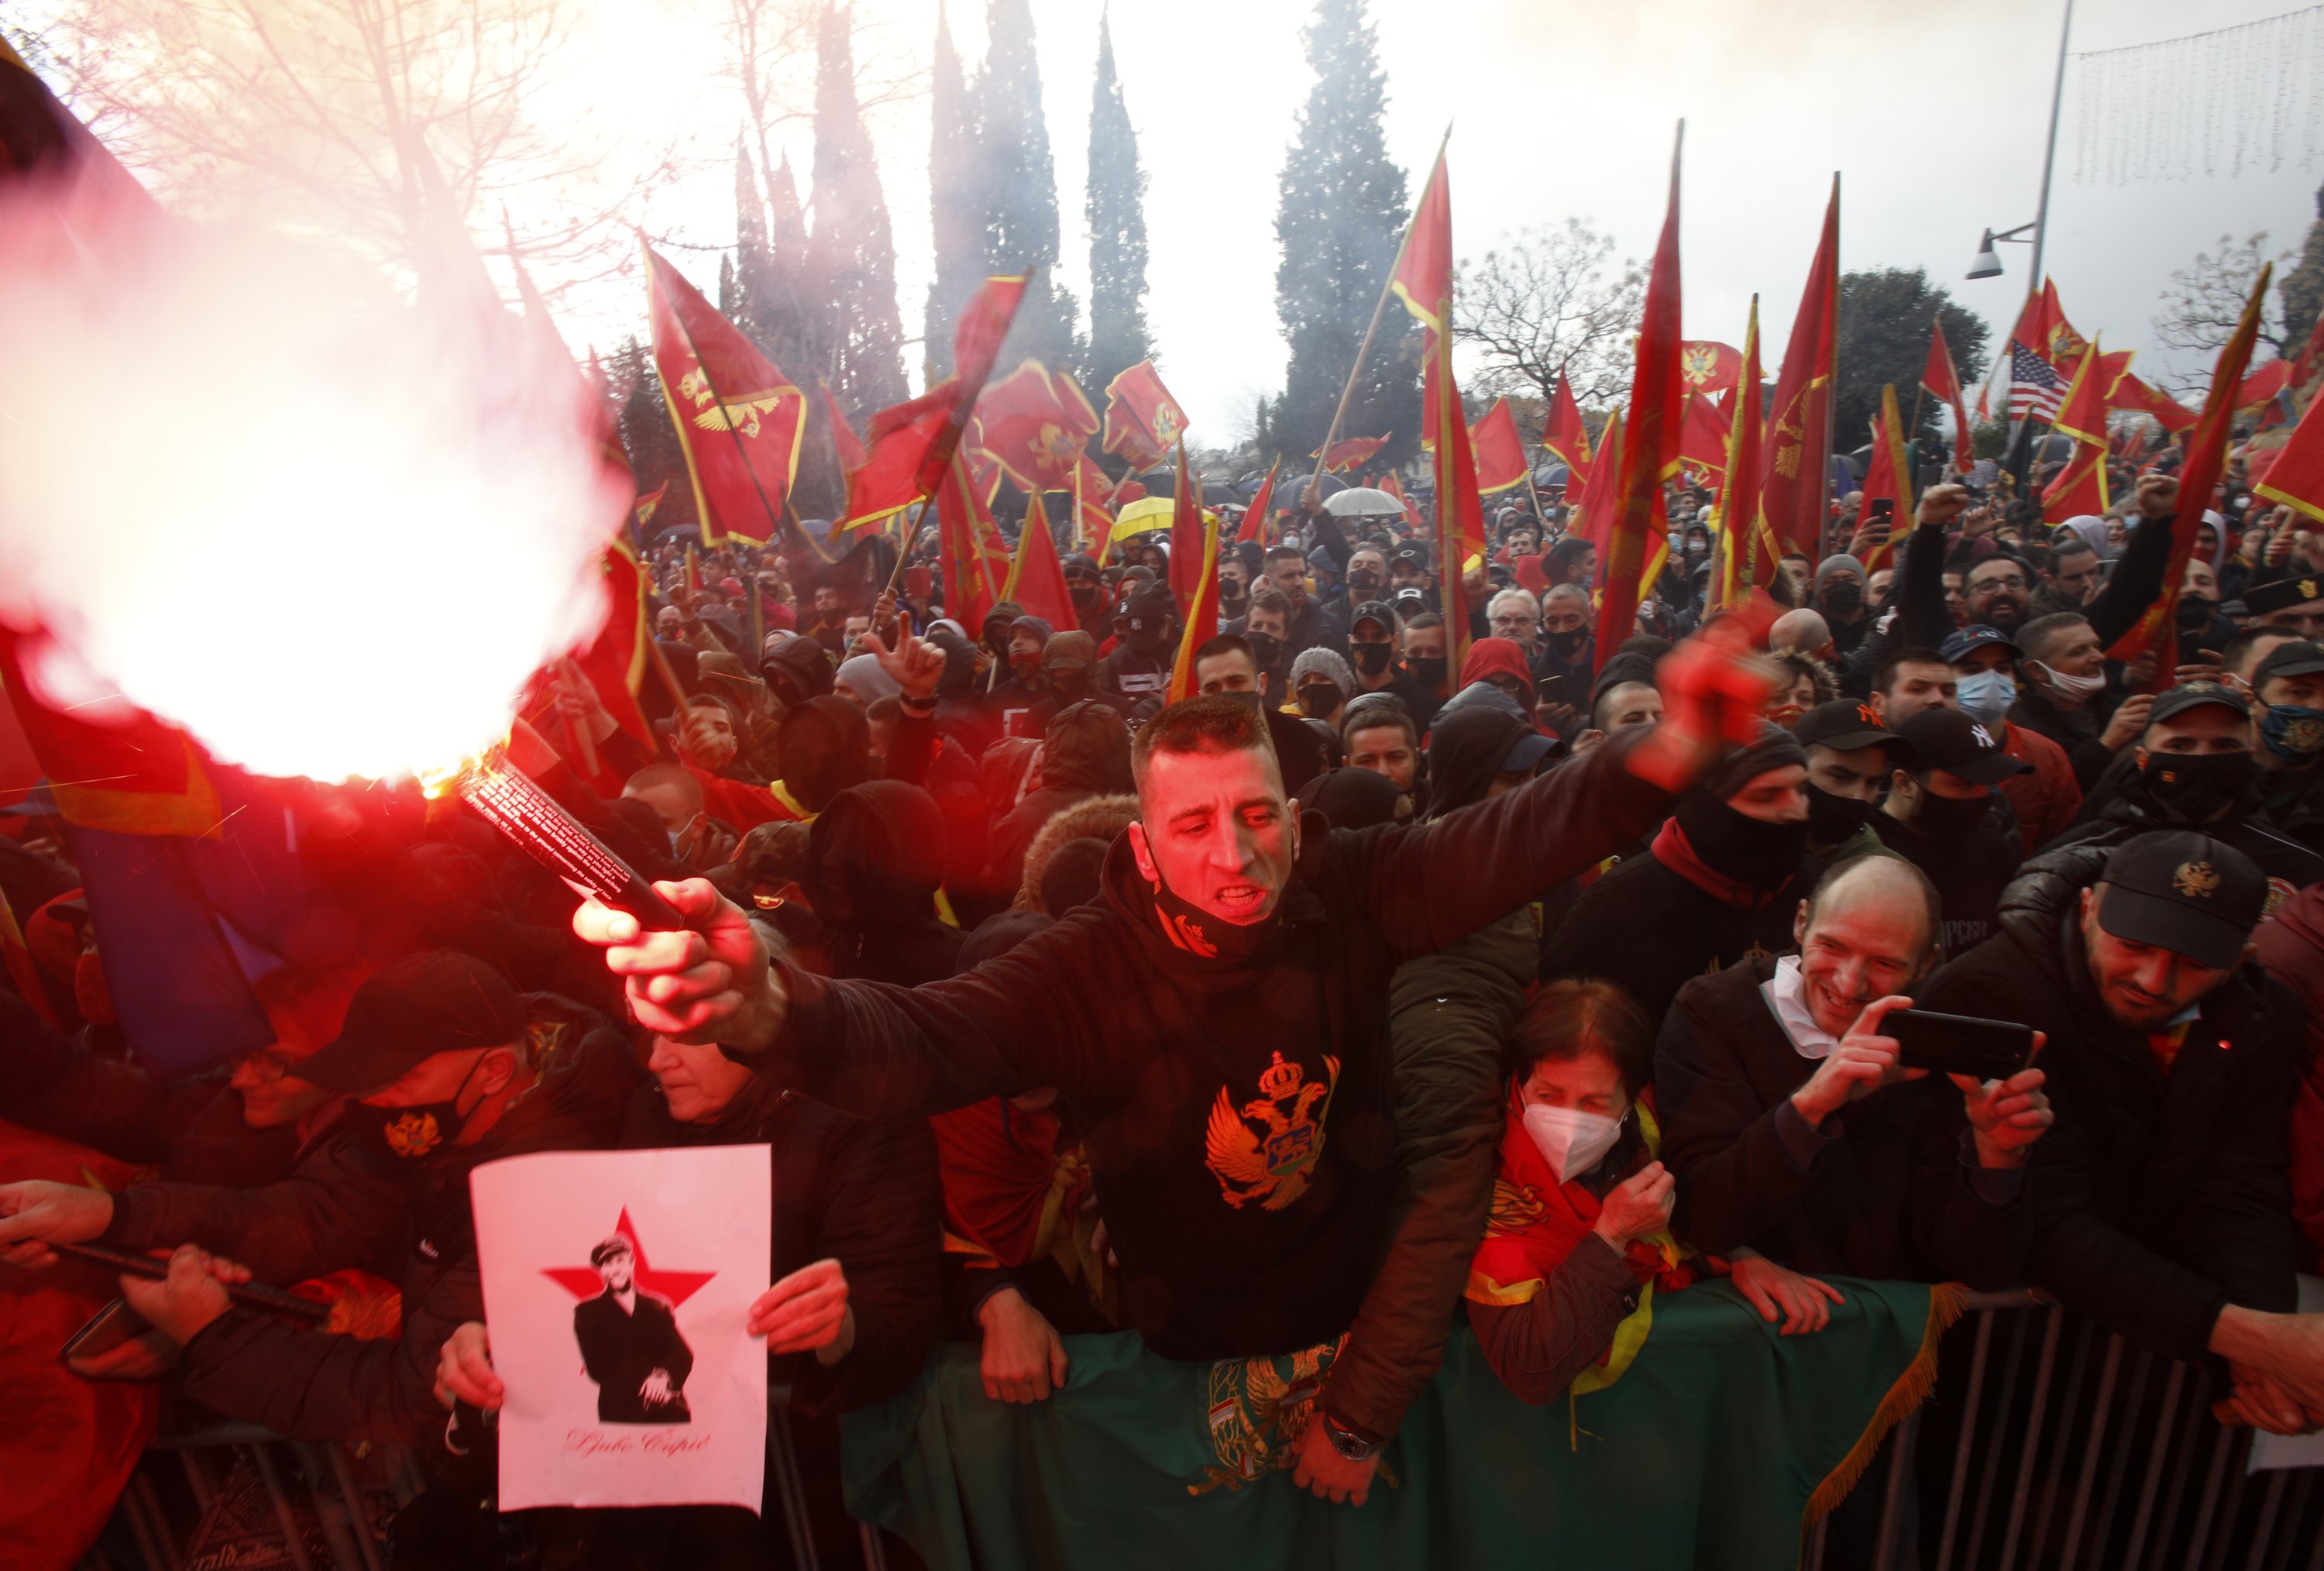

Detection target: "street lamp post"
[1968, 0, 2076, 285]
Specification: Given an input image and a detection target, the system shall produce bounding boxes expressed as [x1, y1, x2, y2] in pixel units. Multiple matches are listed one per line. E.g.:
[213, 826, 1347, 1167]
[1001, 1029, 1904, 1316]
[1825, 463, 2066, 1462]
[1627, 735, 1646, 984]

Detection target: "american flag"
[2006, 340, 2064, 421]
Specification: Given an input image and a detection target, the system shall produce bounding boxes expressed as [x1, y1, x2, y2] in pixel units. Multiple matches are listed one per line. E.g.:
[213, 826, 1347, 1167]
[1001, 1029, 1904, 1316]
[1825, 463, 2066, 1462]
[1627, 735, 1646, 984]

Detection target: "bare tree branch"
[1453, 219, 1644, 412]
[2151, 231, 2291, 395]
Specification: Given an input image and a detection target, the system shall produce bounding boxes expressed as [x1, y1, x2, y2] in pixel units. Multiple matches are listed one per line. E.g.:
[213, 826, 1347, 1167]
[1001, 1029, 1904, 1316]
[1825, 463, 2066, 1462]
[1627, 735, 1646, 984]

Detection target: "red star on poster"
[541, 1208, 717, 1308]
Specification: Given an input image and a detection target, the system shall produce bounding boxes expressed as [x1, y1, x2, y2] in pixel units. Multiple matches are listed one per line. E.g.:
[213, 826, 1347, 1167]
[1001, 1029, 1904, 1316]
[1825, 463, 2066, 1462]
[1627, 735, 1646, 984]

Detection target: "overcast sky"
[49, 0, 2324, 437]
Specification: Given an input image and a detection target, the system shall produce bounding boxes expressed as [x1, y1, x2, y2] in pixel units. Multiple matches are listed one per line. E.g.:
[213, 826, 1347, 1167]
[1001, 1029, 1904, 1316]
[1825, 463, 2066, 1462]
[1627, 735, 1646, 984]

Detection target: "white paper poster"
[471, 1144, 772, 1512]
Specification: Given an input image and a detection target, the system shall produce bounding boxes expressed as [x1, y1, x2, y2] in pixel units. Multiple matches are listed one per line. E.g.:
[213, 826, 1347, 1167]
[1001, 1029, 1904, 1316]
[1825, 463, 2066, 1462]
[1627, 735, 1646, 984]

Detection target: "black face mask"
[1908, 786, 1992, 841]
[2174, 595, 2218, 635]
[1675, 792, 1809, 889]
[1408, 654, 1448, 689]
[1219, 580, 1248, 607]
[1351, 641, 1394, 675]
[1298, 682, 1344, 718]
[1347, 569, 1384, 594]
[1546, 627, 1587, 658]
[1070, 583, 1101, 610]
[1051, 670, 1091, 700]
[2140, 749, 2254, 825]
[1806, 782, 1879, 844]
[1143, 855, 1285, 962]
[342, 1058, 485, 1167]
[1246, 632, 1283, 672]
[1821, 582, 1863, 616]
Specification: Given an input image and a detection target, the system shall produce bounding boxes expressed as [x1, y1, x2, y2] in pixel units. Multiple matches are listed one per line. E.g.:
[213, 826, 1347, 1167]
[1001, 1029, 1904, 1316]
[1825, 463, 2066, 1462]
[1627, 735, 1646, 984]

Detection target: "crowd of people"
[5, 442, 2324, 1569]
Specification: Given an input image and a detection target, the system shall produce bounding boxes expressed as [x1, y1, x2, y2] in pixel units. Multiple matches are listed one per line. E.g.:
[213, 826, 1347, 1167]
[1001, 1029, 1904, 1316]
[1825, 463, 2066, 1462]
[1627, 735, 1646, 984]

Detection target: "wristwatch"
[1322, 1411, 1381, 1463]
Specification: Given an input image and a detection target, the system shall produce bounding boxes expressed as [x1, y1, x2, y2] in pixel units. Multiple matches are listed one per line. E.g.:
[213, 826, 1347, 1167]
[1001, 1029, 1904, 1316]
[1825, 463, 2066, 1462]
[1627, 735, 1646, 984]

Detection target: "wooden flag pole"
[1311, 122, 1453, 508]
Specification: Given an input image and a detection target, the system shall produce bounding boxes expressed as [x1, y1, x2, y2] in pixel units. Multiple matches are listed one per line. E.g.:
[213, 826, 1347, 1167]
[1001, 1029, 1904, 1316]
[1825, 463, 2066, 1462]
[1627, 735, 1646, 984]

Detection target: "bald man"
[1769, 608, 1834, 662]
[1656, 854, 2049, 1309]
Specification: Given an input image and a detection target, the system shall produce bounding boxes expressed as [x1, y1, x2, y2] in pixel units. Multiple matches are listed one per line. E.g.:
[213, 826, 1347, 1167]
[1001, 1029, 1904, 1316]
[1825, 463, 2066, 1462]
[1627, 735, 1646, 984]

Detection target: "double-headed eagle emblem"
[1205, 1052, 1340, 1211]
[678, 367, 797, 441]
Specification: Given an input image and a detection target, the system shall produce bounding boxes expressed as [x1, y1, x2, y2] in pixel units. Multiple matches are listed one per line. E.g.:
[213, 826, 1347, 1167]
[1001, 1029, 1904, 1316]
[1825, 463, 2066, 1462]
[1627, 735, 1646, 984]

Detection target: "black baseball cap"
[1391, 545, 1431, 572]
[2095, 830, 2266, 971]
[1893, 706, 2030, 786]
[294, 951, 528, 1094]
[1122, 583, 1176, 627]
[1349, 599, 1401, 636]
[2252, 640, 2324, 687]
[2147, 682, 2250, 726]
[1940, 624, 2019, 665]
[2242, 576, 2324, 618]
[1793, 699, 1918, 764]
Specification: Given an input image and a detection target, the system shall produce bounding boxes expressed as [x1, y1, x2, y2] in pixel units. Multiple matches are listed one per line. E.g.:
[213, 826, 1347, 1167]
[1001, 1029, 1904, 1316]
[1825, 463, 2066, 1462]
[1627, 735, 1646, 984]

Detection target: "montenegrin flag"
[841, 274, 1028, 531]
[645, 241, 806, 547]
[1470, 400, 1530, 495]
[1855, 383, 1913, 573]
[1760, 178, 1839, 562]
[1597, 125, 1686, 668]
[1102, 359, 1188, 472]
[1391, 143, 1484, 679]
[2109, 266, 2273, 682]
[1716, 295, 1770, 607]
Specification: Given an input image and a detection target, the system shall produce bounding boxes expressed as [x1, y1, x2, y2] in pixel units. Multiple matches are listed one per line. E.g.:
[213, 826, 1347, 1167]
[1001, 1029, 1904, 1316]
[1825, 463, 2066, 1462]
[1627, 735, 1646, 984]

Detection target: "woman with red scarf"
[1466, 981, 1694, 1404]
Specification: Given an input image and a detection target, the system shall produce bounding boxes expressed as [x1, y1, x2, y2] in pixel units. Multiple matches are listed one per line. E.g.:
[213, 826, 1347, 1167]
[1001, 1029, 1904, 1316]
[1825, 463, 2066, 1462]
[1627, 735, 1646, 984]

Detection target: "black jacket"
[574, 1287, 693, 1422]
[1917, 851, 2302, 1360]
[1872, 811, 2023, 955]
[2044, 755, 2324, 902]
[2009, 683, 2122, 792]
[620, 1075, 939, 1413]
[1657, 959, 2030, 1286]
[1539, 850, 1818, 1026]
[729, 734, 1675, 1360]
[102, 996, 639, 1444]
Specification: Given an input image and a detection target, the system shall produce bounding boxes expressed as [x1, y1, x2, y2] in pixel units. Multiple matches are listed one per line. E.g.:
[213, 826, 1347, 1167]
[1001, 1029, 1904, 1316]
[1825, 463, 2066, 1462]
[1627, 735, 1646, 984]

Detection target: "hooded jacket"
[101, 996, 638, 1444]
[805, 782, 962, 985]
[731, 733, 1677, 1365]
[986, 703, 1136, 896]
[1917, 849, 2302, 1361]
[1456, 637, 1538, 712]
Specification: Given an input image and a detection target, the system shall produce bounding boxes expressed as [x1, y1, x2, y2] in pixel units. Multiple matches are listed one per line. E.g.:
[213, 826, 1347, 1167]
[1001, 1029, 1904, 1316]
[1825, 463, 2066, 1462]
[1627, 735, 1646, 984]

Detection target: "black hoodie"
[805, 782, 963, 985]
[732, 734, 1676, 1360]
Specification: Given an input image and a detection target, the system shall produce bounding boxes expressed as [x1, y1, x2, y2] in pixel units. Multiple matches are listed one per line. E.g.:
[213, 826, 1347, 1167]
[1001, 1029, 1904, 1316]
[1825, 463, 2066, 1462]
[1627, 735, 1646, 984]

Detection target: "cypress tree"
[807, 2, 909, 414]
[973, 0, 1080, 367]
[1084, 9, 1153, 396]
[925, 1, 983, 380]
[1273, 0, 1415, 468]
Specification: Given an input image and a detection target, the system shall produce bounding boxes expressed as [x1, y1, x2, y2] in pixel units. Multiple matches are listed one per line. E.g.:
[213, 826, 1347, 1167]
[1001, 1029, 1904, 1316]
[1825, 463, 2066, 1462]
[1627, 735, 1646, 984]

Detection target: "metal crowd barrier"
[1807, 1290, 2324, 1571]
[80, 1298, 2324, 1571]
[77, 1392, 890, 1571]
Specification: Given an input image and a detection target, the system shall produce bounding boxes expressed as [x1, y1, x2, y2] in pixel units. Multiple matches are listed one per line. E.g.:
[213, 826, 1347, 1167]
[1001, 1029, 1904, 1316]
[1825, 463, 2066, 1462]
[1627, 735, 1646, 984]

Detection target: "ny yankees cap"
[1892, 706, 2029, 787]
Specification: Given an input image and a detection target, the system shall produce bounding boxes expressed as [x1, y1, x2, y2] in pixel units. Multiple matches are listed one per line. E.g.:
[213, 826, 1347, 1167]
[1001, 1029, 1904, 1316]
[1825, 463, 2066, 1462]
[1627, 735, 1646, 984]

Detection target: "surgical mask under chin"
[2261, 704, 2324, 762]
[2029, 659, 2105, 702]
[1955, 669, 2016, 724]
[1523, 1102, 1624, 1184]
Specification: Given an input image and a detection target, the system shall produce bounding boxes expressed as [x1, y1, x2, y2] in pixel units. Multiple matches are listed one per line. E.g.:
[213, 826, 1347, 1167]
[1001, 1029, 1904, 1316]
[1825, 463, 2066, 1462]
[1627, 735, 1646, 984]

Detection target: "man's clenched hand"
[572, 878, 788, 1051]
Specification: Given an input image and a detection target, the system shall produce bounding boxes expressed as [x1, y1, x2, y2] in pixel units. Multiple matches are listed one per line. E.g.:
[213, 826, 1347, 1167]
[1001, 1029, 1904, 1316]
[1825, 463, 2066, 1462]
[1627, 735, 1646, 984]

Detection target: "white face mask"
[2029, 658, 2105, 701]
[1522, 1102, 1624, 1183]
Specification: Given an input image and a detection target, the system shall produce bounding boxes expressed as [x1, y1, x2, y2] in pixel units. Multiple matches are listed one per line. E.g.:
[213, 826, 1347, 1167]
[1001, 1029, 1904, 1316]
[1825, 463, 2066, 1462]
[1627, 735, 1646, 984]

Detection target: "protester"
[1191, 633, 1329, 798]
[1872, 706, 2029, 954]
[1465, 981, 1690, 1403]
[1542, 725, 1820, 1024]
[570, 651, 1755, 1499]
[1658, 855, 2047, 1293]
[1793, 700, 1912, 863]
[1942, 625, 2083, 853]
[1919, 834, 2324, 1433]
[2247, 639, 2324, 853]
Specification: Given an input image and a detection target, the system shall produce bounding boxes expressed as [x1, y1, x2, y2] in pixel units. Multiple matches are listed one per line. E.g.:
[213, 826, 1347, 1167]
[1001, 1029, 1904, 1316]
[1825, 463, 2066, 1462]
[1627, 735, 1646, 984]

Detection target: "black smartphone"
[1536, 672, 1568, 706]
[1888, 1009, 2035, 1081]
[1867, 498, 1896, 524]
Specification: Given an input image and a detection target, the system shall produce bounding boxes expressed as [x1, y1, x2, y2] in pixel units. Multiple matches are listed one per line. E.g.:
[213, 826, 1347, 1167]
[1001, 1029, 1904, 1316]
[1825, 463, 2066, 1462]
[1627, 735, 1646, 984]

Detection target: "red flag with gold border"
[822, 380, 868, 476]
[1761, 177, 1839, 561]
[1597, 130, 1685, 668]
[1101, 359, 1187, 471]
[2110, 372, 2196, 435]
[1470, 401, 1529, 494]
[1168, 440, 1208, 615]
[1920, 319, 1975, 476]
[1167, 506, 1223, 704]
[645, 242, 806, 546]
[1239, 457, 1282, 545]
[2256, 367, 2324, 525]
[1716, 296, 1769, 607]
[1000, 492, 1075, 630]
[973, 360, 1100, 491]
[840, 274, 1028, 531]
[1391, 147, 1484, 675]
[1314, 434, 1391, 473]
[1678, 341, 1741, 397]
[1856, 384, 1913, 572]
[2109, 266, 2272, 681]
[570, 539, 654, 744]
[1676, 392, 1730, 479]
[1544, 375, 1593, 481]
[2053, 343, 2132, 447]
[1380, 472, 1423, 531]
